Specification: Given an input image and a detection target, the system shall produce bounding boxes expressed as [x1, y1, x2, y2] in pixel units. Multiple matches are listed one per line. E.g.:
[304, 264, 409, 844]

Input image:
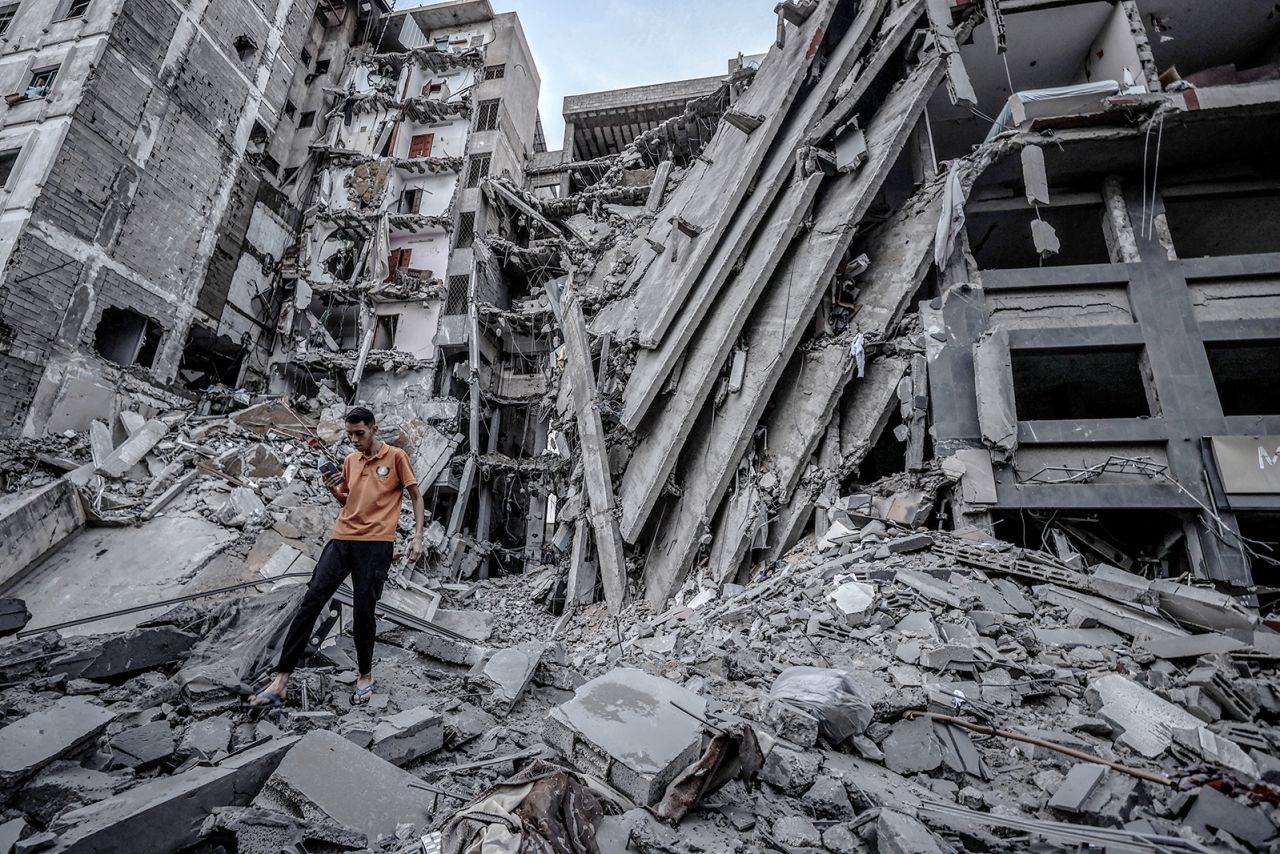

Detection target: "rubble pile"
[3, 0, 1280, 851]
[2, 514, 1279, 852]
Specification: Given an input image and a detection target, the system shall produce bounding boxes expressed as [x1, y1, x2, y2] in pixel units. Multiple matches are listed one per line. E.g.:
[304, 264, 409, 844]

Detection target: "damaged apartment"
[1, 0, 1280, 852]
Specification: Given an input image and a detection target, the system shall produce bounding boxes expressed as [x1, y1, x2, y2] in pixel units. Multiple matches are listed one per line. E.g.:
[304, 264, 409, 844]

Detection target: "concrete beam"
[620, 0, 890, 426]
[637, 55, 947, 606]
[0, 479, 85, 589]
[550, 276, 627, 613]
[618, 173, 822, 540]
[708, 341, 853, 584]
[623, 0, 842, 349]
[973, 325, 1018, 463]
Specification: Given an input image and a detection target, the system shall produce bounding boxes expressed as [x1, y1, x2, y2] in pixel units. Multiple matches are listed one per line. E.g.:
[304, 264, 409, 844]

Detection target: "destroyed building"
[0, 0, 392, 435]
[2, 0, 1280, 852]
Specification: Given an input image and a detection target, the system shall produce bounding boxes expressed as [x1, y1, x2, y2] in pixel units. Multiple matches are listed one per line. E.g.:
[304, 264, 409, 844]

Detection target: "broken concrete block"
[1184, 785, 1275, 848]
[882, 715, 943, 775]
[369, 705, 443, 766]
[545, 668, 705, 806]
[0, 698, 116, 798]
[1048, 763, 1108, 813]
[875, 809, 944, 854]
[772, 815, 821, 848]
[52, 626, 198, 682]
[466, 642, 544, 715]
[802, 775, 852, 818]
[1171, 726, 1258, 781]
[1186, 665, 1257, 721]
[201, 805, 366, 854]
[1086, 674, 1202, 758]
[826, 580, 877, 626]
[254, 730, 432, 840]
[408, 630, 480, 666]
[429, 608, 493, 642]
[181, 716, 233, 758]
[46, 736, 298, 854]
[765, 700, 819, 747]
[887, 532, 933, 553]
[97, 420, 167, 478]
[0, 818, 26, 854]
[761, 744, 820, 795]
[216, 487, 267, 527]
[16, 762, 123, 825]
[108, 720, 176, 769]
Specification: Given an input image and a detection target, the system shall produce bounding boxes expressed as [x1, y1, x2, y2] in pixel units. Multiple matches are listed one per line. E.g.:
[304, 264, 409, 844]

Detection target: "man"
[251, 407, 424, 707]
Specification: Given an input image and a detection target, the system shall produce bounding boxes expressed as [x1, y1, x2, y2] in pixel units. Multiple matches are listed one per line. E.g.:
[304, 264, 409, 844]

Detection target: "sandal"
[249, 690, 284, 708]
[351, 683, 377, 706]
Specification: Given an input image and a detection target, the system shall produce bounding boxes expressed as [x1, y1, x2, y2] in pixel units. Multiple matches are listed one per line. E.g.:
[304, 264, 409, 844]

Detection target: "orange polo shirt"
[332, 442, 418, 542]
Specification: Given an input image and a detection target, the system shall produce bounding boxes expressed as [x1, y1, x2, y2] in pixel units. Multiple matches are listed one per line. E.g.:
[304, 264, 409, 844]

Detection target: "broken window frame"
[0, 4, 18, 35]
[298, 110, 315, 128]
[314, 58, 330, 76]
[445, 274, 470, 314]
[283, 99, 296, 118]
[25, 65, 59, 99]
[475, 99, 500, 132]
[464, 154, 490, 188]
[456, 211, 476, 248]
[58, 0, 90, 21]
[94, 306, 164, 369]
[0, 147, 20, 189]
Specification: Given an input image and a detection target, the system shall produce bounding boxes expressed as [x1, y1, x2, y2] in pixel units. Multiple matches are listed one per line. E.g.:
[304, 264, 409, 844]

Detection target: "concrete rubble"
[0, 0, 1279, 851]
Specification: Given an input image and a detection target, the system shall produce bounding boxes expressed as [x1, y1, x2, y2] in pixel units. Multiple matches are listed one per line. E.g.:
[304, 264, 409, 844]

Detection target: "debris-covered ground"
[2, 413, 1279, 853]
[3, 0, 1280, 851]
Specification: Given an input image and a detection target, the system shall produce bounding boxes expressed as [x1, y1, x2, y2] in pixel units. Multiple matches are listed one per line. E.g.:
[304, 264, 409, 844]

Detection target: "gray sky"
[490, 0, 778, 150]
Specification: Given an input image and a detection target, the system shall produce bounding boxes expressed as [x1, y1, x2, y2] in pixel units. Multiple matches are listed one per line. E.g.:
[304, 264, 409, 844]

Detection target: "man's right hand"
[323, 471, 345, 492]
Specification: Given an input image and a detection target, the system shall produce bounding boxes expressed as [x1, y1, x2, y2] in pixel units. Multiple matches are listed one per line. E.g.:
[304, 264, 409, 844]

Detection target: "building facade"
[0, 0, 390, 437]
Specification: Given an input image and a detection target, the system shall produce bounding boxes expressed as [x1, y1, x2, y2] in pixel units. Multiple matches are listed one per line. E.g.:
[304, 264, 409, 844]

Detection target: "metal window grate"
[475, 99, 499, 132]
[446, 274, 470, 314]
[464, 154, 490, 188]
[456, 211, 476, 248]
[483, 64, 505, 81]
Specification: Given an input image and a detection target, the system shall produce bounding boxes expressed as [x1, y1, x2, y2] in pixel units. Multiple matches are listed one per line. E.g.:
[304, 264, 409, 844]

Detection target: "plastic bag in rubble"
[766, 666, 874, 744]
[177, 585, 306, 698]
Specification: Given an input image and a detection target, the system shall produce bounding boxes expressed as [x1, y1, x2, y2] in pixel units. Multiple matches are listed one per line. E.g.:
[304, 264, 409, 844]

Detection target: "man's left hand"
[407, 538, 422, 563]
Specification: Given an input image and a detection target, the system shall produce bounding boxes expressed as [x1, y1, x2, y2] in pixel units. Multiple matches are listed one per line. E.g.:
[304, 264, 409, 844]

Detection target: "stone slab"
[46, 737, 298, 854]
[1048, 763, 1108, 813]
[0, 698, 116, 798]
[466, 642, 544, 715]
[1087, 674, 1202, 758]
[545, 668, 705, 805]
[370, 705, 443, 766]
[254, 730, 433, 841]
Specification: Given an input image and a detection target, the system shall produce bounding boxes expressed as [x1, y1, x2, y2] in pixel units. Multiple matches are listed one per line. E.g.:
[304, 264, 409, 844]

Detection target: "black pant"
[276, 539, 393, 675]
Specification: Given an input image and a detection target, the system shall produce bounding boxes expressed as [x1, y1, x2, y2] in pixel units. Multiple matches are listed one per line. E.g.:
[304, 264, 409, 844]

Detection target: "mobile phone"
[320, 460, 340, 479]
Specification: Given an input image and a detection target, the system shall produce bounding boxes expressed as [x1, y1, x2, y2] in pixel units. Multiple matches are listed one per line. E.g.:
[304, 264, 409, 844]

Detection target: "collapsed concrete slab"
[253, 730, 433, 841]
[51, 626, 198, 681]
[544, 668, 706, 805]
[638, 51, 947, 606]
[369, 705, 443, 766]
[466, 642, 545, 716]
[45, 736, 298, 854]
[0, 698, 116, 799]
[0, 480, 85, 589]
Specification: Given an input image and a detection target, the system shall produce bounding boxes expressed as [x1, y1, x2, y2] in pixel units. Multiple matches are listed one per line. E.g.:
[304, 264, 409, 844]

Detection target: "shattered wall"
[0, 0, 323, 436]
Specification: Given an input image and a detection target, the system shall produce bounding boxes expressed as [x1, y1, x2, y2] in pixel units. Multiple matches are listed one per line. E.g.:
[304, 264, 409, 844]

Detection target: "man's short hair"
[345, 406, 376, 426]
